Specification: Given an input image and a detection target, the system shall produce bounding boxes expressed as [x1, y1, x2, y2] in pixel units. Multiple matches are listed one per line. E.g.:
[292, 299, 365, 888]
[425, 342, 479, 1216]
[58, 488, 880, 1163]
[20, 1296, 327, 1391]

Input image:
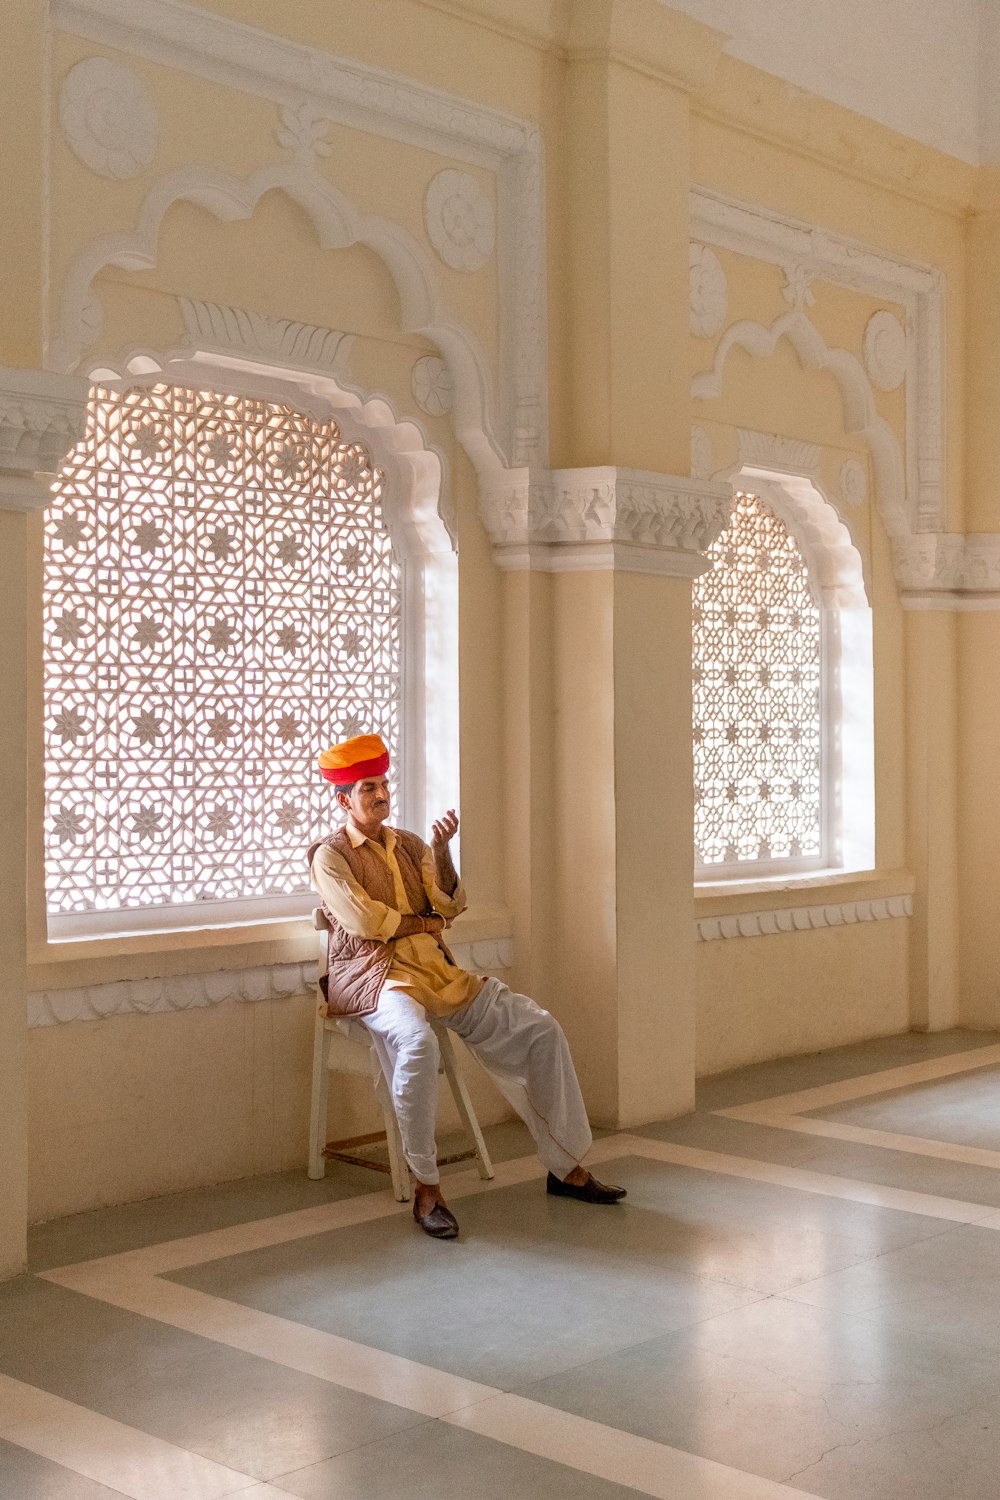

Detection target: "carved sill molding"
[0, 367, 89, 509]
[27, 939, 513, 1027]
[480, 467, 733, 576]
[697, 893, 912, 942]
[893, 534, 1000, 609]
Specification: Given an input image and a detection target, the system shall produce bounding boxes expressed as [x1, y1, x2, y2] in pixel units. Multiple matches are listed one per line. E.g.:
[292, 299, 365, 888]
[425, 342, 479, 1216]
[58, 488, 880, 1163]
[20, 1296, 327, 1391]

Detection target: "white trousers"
[361, 976, 593, 1185]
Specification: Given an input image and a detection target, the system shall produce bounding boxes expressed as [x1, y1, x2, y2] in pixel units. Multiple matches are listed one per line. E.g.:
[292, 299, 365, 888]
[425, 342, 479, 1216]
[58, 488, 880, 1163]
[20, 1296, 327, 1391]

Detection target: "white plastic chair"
[307, 907, 495, 1200]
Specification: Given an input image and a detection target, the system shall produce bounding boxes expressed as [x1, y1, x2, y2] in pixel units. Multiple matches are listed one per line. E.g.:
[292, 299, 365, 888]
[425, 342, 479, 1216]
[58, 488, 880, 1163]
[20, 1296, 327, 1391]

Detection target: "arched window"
[43, 382, 402, 929]
[693, 484, 874, 878]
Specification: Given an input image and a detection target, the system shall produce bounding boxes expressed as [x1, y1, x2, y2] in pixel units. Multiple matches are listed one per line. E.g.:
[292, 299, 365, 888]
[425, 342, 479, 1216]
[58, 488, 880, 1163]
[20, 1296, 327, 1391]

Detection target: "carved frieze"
[480, 467, 732, 574]
[0, 367, 89, 510]
[893, 533, 1000, 607]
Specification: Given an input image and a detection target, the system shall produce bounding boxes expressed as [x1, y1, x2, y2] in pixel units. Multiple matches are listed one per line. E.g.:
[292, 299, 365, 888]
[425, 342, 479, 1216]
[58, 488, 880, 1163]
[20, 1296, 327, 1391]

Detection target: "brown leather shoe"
[546, 1171, 626, 1204]
[413, 1198, 460, 1238]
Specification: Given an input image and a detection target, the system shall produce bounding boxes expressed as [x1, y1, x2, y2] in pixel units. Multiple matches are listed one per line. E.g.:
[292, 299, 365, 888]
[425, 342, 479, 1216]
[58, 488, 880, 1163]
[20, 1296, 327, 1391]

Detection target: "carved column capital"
[0, 367, 90, 512]
[479, 466, 733, 576]
[893, 532, 1000, 609]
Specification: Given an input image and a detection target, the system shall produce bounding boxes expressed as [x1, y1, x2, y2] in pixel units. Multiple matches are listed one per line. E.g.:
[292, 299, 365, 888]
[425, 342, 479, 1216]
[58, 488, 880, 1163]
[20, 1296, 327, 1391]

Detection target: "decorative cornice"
[27, 939, 513, 1026]
[690, 187, 945, 536]
[479, 467, 733, 575]
[893, 534, 1000, 609]
[696, 894, 911, 942]
[178, 298, 354, 376]
[0, 367, 89, 510]
[51, 0, 547, 468]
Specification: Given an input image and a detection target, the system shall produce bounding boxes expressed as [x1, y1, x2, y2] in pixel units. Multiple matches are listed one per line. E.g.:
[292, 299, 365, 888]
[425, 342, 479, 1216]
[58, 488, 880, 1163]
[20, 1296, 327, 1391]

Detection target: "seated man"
[309, 733, 625, 1239]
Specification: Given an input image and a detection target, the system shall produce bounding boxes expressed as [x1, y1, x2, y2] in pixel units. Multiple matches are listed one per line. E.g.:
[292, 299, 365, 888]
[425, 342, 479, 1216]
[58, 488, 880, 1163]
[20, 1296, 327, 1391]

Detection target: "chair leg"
[307, 1012, 333, 1180]
[375, 1070, 411, 1202]
[436, 1027, 495, 1181]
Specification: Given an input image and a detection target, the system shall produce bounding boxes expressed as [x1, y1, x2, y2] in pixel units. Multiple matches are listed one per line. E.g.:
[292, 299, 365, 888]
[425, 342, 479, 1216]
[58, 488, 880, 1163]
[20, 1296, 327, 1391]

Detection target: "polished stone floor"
[5, 1028, 1000, 1498]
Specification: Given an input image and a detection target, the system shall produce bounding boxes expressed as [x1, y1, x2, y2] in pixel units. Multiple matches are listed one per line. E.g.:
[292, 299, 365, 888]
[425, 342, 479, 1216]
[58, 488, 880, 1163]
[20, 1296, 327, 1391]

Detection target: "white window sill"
[28, 903, 513, 987]
[694, 866, 915, 917]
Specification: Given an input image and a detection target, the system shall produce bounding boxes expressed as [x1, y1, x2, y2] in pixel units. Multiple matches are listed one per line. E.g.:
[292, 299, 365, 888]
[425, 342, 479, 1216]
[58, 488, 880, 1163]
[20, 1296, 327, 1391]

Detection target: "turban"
[318, 733, 389, 785]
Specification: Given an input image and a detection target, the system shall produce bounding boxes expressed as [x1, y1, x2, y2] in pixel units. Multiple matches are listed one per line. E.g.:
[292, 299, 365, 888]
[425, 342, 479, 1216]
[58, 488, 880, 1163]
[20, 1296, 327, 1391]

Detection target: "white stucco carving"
[780, 265, 815, 312]
[839, 457, 868, 507]
[0, 367, 89, 509]
[274, 98, 333, 158]
[480, 467, 732, 574]
[689, 244, 728, 337]
[51, 0, 548, 466]
[893, 533, 1000, 607]
[424, 170, 496, 273]
[26, 938, 513, 1025]
[863, 310, 908, 392]
[59, 57, 158, 179]
[178, 297, 353, 374]
[696, 893, 912, 942]
[411, 355, 454, 416]
[736, 429, 820, 476]
[690, 188, 946, 535]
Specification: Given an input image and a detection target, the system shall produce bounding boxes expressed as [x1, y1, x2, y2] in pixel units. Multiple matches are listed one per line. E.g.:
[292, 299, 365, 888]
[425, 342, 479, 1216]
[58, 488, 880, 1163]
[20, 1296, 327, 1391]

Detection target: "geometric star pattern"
[692, 490, 822, 869]
[44, 384, 401, 914]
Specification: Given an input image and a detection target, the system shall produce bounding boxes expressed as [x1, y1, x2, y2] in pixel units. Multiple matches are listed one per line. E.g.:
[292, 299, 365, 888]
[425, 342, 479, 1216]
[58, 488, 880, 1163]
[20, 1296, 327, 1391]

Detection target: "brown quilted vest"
[309, 826, 455, 1017]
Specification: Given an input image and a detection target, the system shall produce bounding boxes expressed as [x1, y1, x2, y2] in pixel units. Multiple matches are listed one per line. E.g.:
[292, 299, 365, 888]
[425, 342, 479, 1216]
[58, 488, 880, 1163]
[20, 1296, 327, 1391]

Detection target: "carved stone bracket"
[893, 533, 1000, 610]
[479, 467, 733, 576]
[0, 367, 90, 511]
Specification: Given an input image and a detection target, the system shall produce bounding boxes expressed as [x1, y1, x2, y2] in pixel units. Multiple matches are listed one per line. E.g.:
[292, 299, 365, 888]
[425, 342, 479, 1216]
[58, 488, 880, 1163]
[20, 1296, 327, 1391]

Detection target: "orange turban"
[318, 734, 389, 785]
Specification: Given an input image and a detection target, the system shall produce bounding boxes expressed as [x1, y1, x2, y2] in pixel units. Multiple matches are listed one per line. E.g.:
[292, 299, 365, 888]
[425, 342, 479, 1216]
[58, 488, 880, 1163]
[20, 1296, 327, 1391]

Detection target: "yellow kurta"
[310, 821, 484, 1016]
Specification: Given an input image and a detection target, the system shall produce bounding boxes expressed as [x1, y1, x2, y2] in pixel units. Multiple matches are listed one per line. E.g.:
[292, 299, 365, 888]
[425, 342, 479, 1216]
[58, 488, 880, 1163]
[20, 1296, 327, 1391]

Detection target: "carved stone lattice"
[44, 384, 400, 915]
[693, 491, 822, 868]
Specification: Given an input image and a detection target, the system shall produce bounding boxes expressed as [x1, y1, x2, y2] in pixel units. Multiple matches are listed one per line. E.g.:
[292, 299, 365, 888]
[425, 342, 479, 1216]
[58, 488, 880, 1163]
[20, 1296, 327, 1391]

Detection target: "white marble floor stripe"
[44, 1152, 551, 1282]
[0, 1372, 271, 1500]
[36, 1115, 1000, 1500]
[616, 1133, 999, 1222]
[43, 1268, 499, 1418]
[718, 1109, 1000, 1170]
[715, 1043, 1000, 1122]
[444, 1393, 822, 1500]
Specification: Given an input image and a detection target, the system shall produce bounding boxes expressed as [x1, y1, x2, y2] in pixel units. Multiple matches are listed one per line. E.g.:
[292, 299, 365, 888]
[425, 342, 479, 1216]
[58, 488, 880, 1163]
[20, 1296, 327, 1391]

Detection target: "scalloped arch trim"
[50, 161, 506, 476]
[693, 309, 908, 538]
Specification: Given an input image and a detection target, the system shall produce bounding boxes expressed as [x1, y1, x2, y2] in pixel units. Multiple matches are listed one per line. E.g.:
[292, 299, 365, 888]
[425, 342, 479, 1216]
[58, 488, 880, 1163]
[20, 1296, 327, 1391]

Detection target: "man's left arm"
[423, 807, 467, 920]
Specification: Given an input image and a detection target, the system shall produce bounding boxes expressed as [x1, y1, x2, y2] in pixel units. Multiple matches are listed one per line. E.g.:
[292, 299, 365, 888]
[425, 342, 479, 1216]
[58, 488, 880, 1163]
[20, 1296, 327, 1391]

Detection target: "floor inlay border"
[713, 1042, 1000, 1171]
[36, 1103, 1000, 1500]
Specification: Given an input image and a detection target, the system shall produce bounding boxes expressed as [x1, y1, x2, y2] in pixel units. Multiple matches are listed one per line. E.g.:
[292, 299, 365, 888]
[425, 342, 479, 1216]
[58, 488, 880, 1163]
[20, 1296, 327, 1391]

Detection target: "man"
[309, 733, 626, 1238]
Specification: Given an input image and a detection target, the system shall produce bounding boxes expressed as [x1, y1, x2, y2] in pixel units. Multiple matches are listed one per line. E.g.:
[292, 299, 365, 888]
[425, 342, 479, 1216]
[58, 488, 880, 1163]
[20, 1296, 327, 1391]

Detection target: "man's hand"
[431, 808, 459, 851]
[430, 809, 460, 898]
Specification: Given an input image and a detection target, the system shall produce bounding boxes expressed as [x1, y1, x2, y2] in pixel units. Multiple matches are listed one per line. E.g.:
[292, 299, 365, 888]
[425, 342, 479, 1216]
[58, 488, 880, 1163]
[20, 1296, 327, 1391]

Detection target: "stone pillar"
[0, 370, 87, 1279]
[903, 608, 960, 1032]
[504, 1, 725, 1125]
[483, 469, 731, 1126]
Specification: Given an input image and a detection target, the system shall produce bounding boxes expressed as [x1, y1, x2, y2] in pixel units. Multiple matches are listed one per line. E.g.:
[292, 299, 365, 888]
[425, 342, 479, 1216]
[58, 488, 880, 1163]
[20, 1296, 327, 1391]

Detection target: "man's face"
[340, 775, 391, 827]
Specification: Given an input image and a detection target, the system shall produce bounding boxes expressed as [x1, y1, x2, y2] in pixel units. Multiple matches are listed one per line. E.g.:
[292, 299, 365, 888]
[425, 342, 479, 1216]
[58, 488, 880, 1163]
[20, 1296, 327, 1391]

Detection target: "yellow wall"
[3, 0, 995, 1221]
